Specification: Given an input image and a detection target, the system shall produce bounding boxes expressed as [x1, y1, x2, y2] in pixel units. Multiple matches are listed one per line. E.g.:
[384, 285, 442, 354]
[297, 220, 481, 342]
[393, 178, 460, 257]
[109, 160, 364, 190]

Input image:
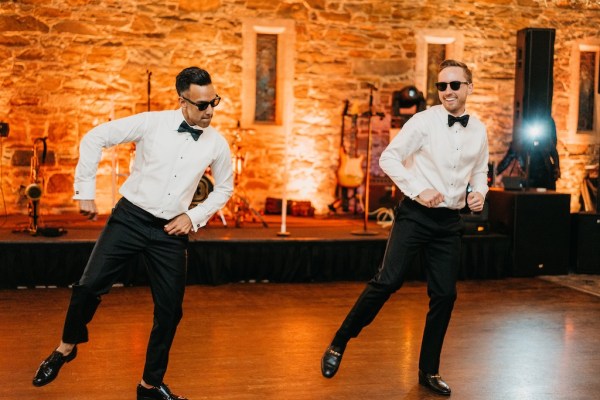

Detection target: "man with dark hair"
[33, 67, 233, 400]
[321, 60, 489, 396]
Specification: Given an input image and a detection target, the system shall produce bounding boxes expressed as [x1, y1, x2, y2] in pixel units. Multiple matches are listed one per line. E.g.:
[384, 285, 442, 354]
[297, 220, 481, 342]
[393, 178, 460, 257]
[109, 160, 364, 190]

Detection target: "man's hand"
[164, 213, 193, 236]
[78, 199, 98, 221]
[467, 191, 485, 212]
[416, 189, 444, 208]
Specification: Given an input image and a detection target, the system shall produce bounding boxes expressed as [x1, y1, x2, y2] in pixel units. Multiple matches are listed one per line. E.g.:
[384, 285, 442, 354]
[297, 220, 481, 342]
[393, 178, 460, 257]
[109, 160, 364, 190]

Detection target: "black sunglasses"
[181, 94, 221, 111]
[435, 81, 470, 91]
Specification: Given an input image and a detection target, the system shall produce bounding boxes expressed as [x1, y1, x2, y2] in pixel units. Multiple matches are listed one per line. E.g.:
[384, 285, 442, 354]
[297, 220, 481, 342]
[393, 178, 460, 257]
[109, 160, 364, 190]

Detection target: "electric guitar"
[337, 102, 365, 188]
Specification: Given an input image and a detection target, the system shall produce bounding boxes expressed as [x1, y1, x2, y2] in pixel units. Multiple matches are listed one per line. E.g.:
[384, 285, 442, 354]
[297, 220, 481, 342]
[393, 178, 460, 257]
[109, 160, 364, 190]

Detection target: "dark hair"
[175, 67, 212, 95]
[439, 59, 472, 83]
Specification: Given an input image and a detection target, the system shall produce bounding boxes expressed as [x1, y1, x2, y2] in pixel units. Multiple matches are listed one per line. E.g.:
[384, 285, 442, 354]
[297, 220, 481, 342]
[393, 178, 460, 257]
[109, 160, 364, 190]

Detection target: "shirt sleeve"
[378, 116, 430, 199]
[73, 114, 147, 200]
[185, 136, 234, 231]
[469, 128, 490, 198]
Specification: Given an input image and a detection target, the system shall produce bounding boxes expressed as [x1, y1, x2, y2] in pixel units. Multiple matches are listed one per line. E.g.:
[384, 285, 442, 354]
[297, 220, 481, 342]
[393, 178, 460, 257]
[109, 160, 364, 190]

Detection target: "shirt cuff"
[403, 180, 428, 200]
[185, 208, 208, 232]
[73, 181, 96, 200]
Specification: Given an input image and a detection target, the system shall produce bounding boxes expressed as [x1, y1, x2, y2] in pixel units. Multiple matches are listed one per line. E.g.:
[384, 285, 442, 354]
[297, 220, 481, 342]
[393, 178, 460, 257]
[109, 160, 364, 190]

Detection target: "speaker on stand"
[509, 28, 559, 190]
[513, 28, 555, 135]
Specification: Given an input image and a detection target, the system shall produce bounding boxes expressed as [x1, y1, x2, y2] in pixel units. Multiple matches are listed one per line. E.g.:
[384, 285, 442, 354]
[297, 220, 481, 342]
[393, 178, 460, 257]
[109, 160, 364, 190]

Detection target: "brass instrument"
[24, 138, 47, 234]
[13, 137, 65, 237]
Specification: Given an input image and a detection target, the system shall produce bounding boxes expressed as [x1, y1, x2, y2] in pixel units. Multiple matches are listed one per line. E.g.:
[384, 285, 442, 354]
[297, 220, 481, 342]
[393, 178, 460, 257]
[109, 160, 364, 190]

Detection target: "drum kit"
[190, 122, 268, 228]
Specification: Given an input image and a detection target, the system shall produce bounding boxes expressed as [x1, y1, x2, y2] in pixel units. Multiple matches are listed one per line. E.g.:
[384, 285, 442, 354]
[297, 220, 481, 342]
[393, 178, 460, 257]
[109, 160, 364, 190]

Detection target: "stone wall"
[1, 0, 599, 216]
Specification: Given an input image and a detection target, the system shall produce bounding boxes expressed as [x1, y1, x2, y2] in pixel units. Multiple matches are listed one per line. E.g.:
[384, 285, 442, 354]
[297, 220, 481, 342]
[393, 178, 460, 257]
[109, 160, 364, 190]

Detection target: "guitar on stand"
[329, 100, 365, 214]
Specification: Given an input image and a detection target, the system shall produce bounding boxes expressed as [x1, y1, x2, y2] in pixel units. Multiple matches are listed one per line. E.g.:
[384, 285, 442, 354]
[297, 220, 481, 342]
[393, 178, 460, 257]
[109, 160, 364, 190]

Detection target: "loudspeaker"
[487, 189, 570, 277]
[571, 213, 600, 274]
[368, 179, 402, 213]
[513, 28, 555, 142]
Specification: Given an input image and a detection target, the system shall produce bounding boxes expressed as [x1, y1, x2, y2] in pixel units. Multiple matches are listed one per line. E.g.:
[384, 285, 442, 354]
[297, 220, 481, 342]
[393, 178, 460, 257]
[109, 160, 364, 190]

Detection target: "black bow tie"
[177, 121, 203, 141]
[448, 114, 469, 127]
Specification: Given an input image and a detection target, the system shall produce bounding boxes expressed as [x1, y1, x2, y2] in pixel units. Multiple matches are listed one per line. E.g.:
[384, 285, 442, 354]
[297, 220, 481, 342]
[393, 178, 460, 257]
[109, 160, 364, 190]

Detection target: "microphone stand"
[352, 84, 379, 236]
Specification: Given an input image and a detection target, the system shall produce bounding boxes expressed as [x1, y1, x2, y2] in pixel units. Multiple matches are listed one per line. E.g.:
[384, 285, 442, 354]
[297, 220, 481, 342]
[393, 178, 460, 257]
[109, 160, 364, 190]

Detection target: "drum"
[189, 174, 214, 208]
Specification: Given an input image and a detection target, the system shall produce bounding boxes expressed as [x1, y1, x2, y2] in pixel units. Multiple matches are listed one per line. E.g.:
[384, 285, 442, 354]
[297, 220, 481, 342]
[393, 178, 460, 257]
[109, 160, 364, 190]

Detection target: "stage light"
[526, 123, 543, 139]
[392, 85, 426, 116]
[517, 116, 560, 190]
[522, 118, 554, 148]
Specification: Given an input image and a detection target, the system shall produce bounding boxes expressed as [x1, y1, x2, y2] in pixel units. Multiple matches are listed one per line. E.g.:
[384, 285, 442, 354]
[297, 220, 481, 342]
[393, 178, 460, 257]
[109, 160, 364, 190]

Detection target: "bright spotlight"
[526, 123, 543, 139]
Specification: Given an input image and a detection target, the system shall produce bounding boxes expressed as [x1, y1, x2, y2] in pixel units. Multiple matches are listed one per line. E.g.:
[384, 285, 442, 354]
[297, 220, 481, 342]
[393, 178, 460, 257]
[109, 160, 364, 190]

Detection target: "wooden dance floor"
[2, 278, 600, 399]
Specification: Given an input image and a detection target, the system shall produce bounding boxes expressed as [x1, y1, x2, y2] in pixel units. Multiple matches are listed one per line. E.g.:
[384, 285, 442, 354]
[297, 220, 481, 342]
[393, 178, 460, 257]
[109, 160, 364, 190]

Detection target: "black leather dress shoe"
[32, 346, 78, 387]
[321, 345, 344, 378]
[137, 383, 188, 400]
[418, 369, 451, 396]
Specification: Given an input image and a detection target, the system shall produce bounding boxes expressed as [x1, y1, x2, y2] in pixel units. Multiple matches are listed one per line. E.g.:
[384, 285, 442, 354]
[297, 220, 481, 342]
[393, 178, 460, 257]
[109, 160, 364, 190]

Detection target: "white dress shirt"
[74, 109, 233, 231]
[379, 105, 489, 210]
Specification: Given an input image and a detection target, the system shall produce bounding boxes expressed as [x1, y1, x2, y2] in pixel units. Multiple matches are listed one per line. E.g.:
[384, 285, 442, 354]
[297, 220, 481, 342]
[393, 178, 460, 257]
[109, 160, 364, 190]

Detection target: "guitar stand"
[329, 186, 363, 215]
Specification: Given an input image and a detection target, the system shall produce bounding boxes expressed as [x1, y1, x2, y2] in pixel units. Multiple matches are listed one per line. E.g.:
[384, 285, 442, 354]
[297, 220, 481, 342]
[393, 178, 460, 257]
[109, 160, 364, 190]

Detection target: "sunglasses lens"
[435, 82, 448, 91]
[449, 81, 462, 90]
[197, 96, 220, 111]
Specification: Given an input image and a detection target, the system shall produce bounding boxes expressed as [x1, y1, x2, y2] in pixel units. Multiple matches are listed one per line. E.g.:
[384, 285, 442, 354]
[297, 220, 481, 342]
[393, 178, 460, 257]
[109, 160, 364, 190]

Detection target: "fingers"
[163, 215, 192, 235]
[163, 224, 189, 236]
[80, 210, 98, 221]
[467, 192, 484, 212]
[431, 193, 444, 206]
[416, 190, 444, 208]
[423, 194, 444, 208]
[163, 223, 180, 235]
[79, 202, 98, 221]
[414, 197, 428, 206]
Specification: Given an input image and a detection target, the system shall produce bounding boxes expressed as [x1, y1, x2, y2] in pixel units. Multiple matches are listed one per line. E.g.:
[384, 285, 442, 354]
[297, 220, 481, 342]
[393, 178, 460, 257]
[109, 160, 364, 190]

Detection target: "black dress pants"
[335, 197, 463, 374]
[61, 197, 188, 386]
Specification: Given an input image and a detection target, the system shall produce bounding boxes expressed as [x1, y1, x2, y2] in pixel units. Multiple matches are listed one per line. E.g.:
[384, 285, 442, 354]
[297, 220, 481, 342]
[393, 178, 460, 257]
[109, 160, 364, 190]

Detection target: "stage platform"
[0, 212, 511, 289]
